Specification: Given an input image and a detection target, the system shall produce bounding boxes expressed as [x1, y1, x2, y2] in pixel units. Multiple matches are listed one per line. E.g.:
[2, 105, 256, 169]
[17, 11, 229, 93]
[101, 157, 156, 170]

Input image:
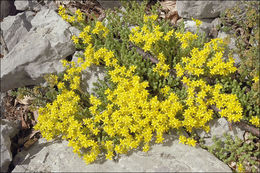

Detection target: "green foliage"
[201, 133, 260, 172]
[10, 74, 62, 111]
[218, 0, 260, 125]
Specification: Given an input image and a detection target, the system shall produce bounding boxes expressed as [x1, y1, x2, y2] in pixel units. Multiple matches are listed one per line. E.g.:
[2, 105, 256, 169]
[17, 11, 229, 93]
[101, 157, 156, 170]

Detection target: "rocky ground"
[0, 0, 259, 172]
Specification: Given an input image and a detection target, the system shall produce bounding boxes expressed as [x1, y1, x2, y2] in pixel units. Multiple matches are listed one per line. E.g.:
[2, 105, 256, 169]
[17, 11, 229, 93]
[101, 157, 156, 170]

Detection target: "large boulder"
[0, 9, 78, 92]
[1, 11, 35, 54]
[176, 1, 237, 19]
[12, 134, 232, 172]
[0, 119, 20, 172]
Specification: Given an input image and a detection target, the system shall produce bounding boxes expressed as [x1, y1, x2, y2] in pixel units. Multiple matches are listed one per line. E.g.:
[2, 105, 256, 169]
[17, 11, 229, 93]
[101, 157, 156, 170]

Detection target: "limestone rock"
[14, 0, 41, 12]
[72, 52, 106, 96]
[12, 135, 231, 172]
[184, 19, 213, 37]
[96, 0, 122, 9]
[196, 118, 245, 146]
[0, 9, 78, 92]
[0, 119, 20, 172]
[1, 11, 35, 53]
[176, 1, 237, 19]
[217, 31, 241, 65]
[0, 0, 17, 20]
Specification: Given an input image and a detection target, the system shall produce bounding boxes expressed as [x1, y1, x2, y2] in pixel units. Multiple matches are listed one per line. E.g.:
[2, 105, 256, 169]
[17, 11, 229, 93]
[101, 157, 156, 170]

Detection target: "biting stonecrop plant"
[200, 133, 260, 173]
[32, 1, 258, 165]
[218, 0, 260, 124]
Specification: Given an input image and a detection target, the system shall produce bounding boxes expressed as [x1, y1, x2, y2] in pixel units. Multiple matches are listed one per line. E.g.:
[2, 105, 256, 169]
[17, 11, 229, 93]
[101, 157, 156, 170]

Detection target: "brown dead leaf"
[160, 0, 179, 25]
[21, 114, 29, 130]
[23, 138, 38, 149]
[160, 0, 176, 13]
[16, 95, 34, 105]
[228, 161, 237, 170]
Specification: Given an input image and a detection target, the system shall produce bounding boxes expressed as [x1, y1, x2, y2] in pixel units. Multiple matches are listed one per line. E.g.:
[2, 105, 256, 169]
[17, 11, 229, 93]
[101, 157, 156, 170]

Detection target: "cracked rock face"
[1, 11, 35, 54]
[176, 1, 237, 19]
[0, 9, 78, 92]
[0, 119, 20, 172]
[12, 134, 232, 172]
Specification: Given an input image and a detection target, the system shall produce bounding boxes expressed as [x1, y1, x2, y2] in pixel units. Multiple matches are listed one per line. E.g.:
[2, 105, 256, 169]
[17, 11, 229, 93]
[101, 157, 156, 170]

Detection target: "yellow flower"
[253, 76, 259, 83]
[179, 135, 187, 144]
[250, 116, 260, 127]
[237, 163, 245, 173]
[160, 85, 170, 96]
[192, 17, 202, 27]
[71, 35, 79, 44]
[186, 138, 196, 147]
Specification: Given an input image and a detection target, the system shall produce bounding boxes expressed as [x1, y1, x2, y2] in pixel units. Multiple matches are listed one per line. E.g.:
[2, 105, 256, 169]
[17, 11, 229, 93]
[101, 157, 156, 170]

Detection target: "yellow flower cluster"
[211, 84, 243, 122]
[58, 5, 75, 23]
[179, 135, 196, 147]
[92, 21, 109, 38]
[129, 15, 175, 77]
[75, 9, 84, 22]
[181, 77, 213, 132]
[175, 31, 198, 49]
[175, 38, 237, 77]
[249, 116, 260, 127]
[129, 23, 163, 52]
[100, 64, 183, 154]
[60, 60, 82, 90]
[180, 75, 243, 126]
[207, 52, 237, 75]
[143, 14, 158, 23]
[153, 52, 170, 77]
[36, 43, 185, 164]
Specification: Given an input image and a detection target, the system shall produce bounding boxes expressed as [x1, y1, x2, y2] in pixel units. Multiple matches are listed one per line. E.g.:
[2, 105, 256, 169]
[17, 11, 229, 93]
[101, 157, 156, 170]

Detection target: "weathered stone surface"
[97, 0, 122, 9]
[196, 118, 245, 146]
[72, 52, 106, 95]
[217, 31, 241, 65]
[176, 1, 237, 19]
[1, 11, 35, 53]
[0, 0, 17, 20]
[14, 0, 41, 11]
[184, 19, 213, 37]
[12, 134, 231, 172]
[0, 9, 78, 92]
[1, 119, 21, 172]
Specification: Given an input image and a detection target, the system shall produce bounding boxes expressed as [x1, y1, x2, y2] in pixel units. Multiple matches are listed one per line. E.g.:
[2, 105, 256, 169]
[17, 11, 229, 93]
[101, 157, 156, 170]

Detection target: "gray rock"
[0, 0, 17, 20]
[1, 11, 35, 53]
[1, 119, 21, 172]
[14, 0, 41, 12]
[0, 9, 78, 92]
[12, 134, 231, 172]
[72, 52, 106, 96]
[184, 19, 213, 37]
[0, 92, 6, 118]
[217, 31, 241, 65]
[176, 1, 237, 19]
[196, 118, 245, 146]
[97, 0, 122, 9]
[211, 17, 221, 29]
